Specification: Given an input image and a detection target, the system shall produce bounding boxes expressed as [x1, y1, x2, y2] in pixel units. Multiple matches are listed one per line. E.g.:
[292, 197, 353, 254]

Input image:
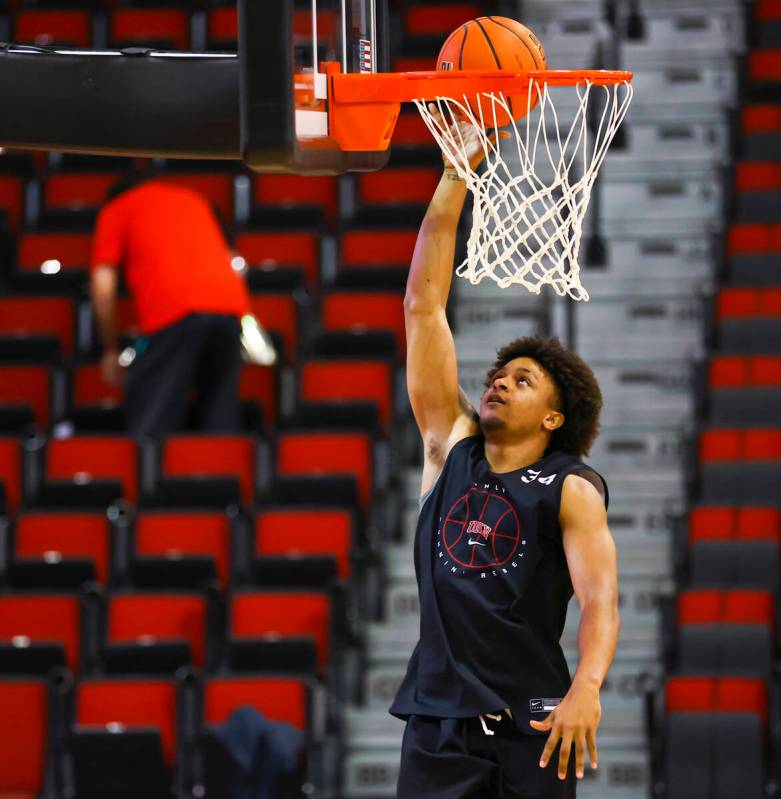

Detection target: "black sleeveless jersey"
[389, 435, 609, 734]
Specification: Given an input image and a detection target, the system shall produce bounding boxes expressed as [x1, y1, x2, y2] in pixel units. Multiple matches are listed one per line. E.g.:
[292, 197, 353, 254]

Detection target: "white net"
[414, 78, 633, 301]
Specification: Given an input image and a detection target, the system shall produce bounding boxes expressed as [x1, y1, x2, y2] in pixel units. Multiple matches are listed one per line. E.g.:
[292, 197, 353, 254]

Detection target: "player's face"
[479, 357, 561, 435]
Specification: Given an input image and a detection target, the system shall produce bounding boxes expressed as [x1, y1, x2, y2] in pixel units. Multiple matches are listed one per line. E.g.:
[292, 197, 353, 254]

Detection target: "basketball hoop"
[329, 69, 633, 301]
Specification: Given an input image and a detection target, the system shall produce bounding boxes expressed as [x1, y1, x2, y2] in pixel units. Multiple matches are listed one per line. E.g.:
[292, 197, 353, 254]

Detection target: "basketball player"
[390, 117, 619, 798]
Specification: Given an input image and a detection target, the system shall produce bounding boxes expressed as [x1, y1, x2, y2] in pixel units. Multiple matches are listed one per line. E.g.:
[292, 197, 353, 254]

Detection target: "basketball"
[436, 16, 547, 127]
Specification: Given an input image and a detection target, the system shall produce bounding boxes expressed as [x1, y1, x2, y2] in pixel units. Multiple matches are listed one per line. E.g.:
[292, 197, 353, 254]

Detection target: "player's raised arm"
[404, 117, 492, 494]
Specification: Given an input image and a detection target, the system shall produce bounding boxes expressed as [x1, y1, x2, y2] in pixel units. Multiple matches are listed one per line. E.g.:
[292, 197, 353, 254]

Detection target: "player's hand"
[101, 348, 124, 388]
[428, 104, 508, 173]
[529, 679, 601, 780]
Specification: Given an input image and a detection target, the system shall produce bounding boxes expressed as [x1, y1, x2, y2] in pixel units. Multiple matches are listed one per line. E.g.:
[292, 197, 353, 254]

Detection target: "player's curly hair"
[484, 335, 602, 457]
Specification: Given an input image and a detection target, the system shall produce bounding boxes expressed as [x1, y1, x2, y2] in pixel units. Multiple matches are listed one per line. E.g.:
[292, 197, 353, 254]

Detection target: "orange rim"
[331, 69, 634, 104]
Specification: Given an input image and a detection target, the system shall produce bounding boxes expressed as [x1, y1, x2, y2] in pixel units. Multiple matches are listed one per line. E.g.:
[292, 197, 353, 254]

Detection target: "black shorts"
[397, 714, 577, 799]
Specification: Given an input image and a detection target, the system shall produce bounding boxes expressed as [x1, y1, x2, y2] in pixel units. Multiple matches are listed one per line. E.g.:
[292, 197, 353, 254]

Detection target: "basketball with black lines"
[436, 16, 547, 128]
[442, 488, 522, 570]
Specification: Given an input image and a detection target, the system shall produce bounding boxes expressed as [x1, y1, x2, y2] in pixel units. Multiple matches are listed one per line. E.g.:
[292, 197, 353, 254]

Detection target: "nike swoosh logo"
[468, 538, 486, 546]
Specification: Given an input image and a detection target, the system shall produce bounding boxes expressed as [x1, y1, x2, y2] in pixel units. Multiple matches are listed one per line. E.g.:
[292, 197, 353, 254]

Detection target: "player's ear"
[543, 410, 564, 431]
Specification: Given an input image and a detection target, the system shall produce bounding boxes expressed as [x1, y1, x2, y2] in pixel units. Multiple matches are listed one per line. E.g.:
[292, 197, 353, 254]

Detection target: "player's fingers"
[557, 734, 573, 780]
[529, 712, 554, 732]
[538, 725, 560, 768]
[574, 736, 586, 779]
[586, 728, 599, 770]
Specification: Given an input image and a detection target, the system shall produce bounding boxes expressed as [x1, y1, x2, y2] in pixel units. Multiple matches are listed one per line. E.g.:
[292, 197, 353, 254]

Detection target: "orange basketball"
[436, 16, 547, 128]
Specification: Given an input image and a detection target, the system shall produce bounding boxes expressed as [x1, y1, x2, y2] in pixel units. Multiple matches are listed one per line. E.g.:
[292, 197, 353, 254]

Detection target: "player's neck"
[482, 434, 549, 474]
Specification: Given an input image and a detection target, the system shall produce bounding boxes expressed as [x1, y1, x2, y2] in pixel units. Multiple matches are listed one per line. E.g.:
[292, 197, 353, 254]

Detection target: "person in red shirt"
[90, 173, 251, 437]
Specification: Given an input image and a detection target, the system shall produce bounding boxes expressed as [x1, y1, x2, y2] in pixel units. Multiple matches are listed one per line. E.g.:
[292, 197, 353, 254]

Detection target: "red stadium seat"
[158, 173, 234, 222]
[235, 231, 319, 288]
[341, 229, 417, 268]
[678, 590, 774, 626]
[0, 437, 22, 512]
[689, 506, 780, 542]
[0, 175, 24, 233]
[44, 172, 119, 212]
[231, 591, 332, 668]
[357, 167, 440, 207]
[392, 110, 435, 149]
[403, 3, 480, 36]
[15, 9, 91, 47]
[239, 364, 278, 426]
[0, 365, 50, 426]
[0, 297, 75, 355]
[321, 291, 405, 356]
[699, 429, 781, 461]
[73, 364, 124, 408]
[46, 436, 138, 503]
[0, 679, 49, 797]
[256, 508, 354, 580]
[161, 435, 256, 503]
[277, 431, 373, 512]
[0, 594, 81, 672]
[18, 232, 93, 274]
[135, 512, 231, 586]
[707, 356, 781, 387]
[206, 7, 237, 47]
[735, 162, 781, 191]
[666, 676, 768, 720]
[717, 287, 781, 317]
[76, 679, 177, 767]
[749, 50, 781, 82]
[743, 105, 781, 133]
[109, 9, 190, 51]
[300, 360, 394, 430]
[204, 676, 308, 730]
[392, 55, 435, 72]
[757, 0, 781, 21]
[254, 175, 338, 228]
[726, 223, 781, 255]
[16, 511, 111, 584]
[107, 593, 207, 667]
[248, 294, 298, 363]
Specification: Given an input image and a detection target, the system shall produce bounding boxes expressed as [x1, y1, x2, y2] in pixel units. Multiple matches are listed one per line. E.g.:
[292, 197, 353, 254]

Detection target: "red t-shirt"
[91, 181, 250, 335]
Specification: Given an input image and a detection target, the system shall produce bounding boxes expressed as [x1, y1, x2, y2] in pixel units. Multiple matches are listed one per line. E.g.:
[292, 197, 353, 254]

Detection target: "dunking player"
[389, 118, 619, 798]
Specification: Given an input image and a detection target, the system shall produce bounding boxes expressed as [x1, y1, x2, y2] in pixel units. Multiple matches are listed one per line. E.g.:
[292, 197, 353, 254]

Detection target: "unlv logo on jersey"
[442, 488, 522, 569]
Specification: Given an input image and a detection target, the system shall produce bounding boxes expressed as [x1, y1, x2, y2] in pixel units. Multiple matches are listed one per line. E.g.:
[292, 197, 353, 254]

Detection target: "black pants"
[126, 313, 242, 438]
[397, 715, 576, 799]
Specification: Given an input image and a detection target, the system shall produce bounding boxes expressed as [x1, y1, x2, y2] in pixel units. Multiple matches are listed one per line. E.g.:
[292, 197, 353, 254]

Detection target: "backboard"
[239, 0, 391, 174]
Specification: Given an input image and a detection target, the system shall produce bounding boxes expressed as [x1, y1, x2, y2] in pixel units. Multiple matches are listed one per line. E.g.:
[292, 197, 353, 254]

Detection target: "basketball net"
[415, 79, 633, 301]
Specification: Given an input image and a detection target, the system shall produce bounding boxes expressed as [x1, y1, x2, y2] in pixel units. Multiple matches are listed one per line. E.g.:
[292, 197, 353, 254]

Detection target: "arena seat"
[734, 161, 781, 222]
[206, 6, 237, 49]
[247, 293, 299, 364]
[252, 174, 338, 229]
[44, 435, 138, 505]
[235, 230, 320, 288]
[0, 437, 22, 513]
[199, 676, 310, 797]
[256, 507, 356, 580]
[0, 364, 51, 428]
[13, 511, 110, 586]
[709, 355, 781, 386]
[0, 296, 75, 357]
[14, 8, 91, 47]
[0, 174, 24, 233]
[0, 593, 81, 674]
[677, 624, 771, 676]
[109, 8, 190, 51]
[229, 590, 333, 673]
[353, 167, 440, 225]
[392, 109, 437, 153]
[749, 48, 781, 83]
[403, 3, 479, 38]
[238, 364, 278, 428]
[73, 678, 177, 799]
[104, 592, 208, 672]
[340, 229, 418, 283]
[743, 104, 781, 159]
[134, 511, 231, 587]
[70, 363, 125, 431]
[299, 359, 394, 431]
[276, 431, 374, 514]
[159, 435, 257, 505]
[321, 291, 405, 357]
[0, 679, 51, 798]
[688, 506, 781, 541]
